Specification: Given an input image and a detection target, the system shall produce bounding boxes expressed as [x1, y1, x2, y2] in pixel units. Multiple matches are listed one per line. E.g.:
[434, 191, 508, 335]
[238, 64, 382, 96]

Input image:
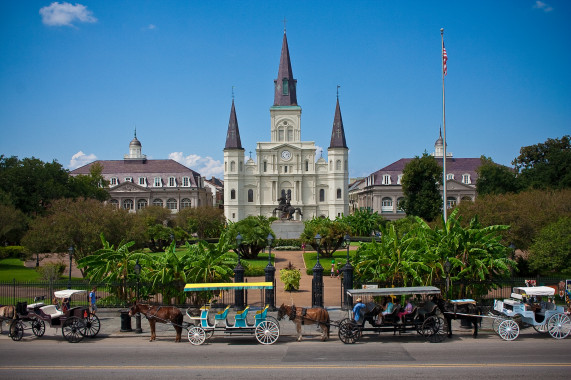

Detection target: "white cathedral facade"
[224, 32, 349, 222]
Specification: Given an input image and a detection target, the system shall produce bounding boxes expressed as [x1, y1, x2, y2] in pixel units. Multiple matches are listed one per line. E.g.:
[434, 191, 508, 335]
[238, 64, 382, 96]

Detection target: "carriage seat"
[418, 301, 437, 318]
[214, 305, 231, 326]
[234, 306, 250, 328]
[27, 302, 45, 310]
[40, 304, 64, 319]
[404, 307, 419, 323]
[510, 293, 523, 300]
[254, 305, 269, 326]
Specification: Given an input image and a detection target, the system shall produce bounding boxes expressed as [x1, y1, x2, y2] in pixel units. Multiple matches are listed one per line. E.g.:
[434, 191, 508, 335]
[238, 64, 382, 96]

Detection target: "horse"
[434, 297, 481, 338]
[277, 304, 330, 341]
[273, 197, 303, 220]
[0, 305, 16, 334]
[129, 302, 184, 342]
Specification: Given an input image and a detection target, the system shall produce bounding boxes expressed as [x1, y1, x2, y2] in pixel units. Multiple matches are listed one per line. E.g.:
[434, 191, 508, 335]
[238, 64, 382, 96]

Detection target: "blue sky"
[1, 1, 569, 179]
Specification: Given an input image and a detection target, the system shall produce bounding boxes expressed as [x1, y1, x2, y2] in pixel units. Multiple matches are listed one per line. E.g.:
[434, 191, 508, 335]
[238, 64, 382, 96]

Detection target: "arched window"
[305, 160, 309, 171]
[137, 199, 147, 210]
[123, 199, 134, 210]
[263, 161, 267, 172]
[336, 188, 342, 199]
[329, 160, 332, 170]
[461, 196, 473, 202]
[247, 189, 253, 202]
[447, 173, 455, 180]
[462, 174, 472, 184]
[152, 198, 163, 207]
[231, 189, 236, 200]
[381, 197, 393, 213]
[239, 161, 242, 172]
[447, 196, 457, 209]
[230, 161, 235, 172]
[109, 199, 119, 208]
[319, 189, 325, 202]
[282, 78, 289, 95]
[166, 198, 177, 210]
[336, 160, 341, 170]
[181, 198, 192, 209]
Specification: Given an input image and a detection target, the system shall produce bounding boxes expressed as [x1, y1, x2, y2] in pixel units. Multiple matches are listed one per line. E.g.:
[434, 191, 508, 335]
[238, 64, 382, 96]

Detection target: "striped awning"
[184, 282, 274, 292]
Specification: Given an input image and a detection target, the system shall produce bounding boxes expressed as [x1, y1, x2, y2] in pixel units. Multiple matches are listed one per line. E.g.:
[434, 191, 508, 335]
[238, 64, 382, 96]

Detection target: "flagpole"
[441, 28, 447, 224]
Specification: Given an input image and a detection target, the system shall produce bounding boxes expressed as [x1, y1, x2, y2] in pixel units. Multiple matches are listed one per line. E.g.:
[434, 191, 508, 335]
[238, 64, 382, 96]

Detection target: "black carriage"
[338, 286, 446, 344]
[9, 289, 100, 343]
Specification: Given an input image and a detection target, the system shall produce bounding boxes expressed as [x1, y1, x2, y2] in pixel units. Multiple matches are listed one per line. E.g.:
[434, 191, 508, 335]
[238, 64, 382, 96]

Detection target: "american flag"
[443, 43, 448, 76]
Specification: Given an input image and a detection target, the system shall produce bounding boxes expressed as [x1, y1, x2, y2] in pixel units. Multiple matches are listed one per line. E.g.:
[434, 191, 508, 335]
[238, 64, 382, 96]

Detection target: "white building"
[223, 31, 349, 222]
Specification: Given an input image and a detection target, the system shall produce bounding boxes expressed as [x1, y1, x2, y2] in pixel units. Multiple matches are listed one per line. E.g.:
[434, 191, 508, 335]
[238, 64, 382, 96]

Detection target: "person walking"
[89, 286, 98, 315]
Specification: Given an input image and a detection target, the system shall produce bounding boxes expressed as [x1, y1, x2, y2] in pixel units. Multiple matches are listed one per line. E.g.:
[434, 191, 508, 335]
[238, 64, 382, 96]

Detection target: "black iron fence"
[0, 279, 273, 309]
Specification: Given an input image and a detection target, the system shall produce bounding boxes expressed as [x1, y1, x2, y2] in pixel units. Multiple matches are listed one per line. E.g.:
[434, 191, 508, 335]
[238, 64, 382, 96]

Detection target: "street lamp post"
[134, 260, 142, 334]
[36, 252, 40, 268]
[67, 245, 74, 289]
[234, 233, 245, 310]
[312, 234, 324, 308]
[342, 234, 354, 310]
[265, 234, 276, 310]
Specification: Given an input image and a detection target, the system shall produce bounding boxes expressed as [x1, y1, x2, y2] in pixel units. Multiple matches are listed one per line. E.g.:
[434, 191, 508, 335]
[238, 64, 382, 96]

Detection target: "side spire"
[329, 96, 347, 149]
[273, 31, 298, 106]
[224, 98, 243, 150]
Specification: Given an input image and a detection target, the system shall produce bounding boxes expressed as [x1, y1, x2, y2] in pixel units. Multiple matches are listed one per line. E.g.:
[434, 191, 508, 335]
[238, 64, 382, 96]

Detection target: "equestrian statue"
[273, 194, 303, 221]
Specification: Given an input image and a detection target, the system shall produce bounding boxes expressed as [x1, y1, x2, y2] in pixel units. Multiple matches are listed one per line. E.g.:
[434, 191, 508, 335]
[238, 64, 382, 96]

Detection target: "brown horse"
[129, 302, 183, 342]
[277, 304, 330, 341]
[0, 305, 16, 334]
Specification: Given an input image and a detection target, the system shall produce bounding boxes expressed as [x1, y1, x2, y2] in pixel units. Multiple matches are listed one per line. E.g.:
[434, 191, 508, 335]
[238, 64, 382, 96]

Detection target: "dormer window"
[168, 177, 176, 187]
[282, 78, 289, 95]
[397, 174, 403, 185]
[182, 177, 190, 187]
[382, 174, 391, 185]
[125, 177, 132, 182]
[110, 177, 118, 186]
[462, 174, 472, 184]
[447, 173, 455, 180]
[154, 177, 162, 187]
[138, 177, 146, 186]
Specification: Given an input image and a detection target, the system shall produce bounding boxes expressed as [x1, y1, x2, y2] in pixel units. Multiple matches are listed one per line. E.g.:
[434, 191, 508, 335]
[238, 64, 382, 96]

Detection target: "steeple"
[329, 97, 348, 149]
[224, 99, 243, 150]
[273, 32, 298, 106]
[124, 129, 146, 161]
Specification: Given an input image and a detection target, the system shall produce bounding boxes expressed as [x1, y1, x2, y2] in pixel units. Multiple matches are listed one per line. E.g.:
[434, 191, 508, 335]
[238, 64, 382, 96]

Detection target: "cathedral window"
[381, 197, 393, 213]
[181, 198, 192, 209]
[248, 189, 253, 202]
[230, 161, 235, 172]
[239, 161, 243, 172]
[329, 160, 332, 170]
[336, 160, 341, 170]
[319, 189, 325, 202]
[305, 160, 309, 171]
[123, 199, 134, 210]
[288, 129, 293, 141]
[167, 198, 177, 210]
[284, 166, 288, 173]
[279, 129, 284, 141]
[337, 188, 342, 199]
[152, 198, 163, 207]
[263, 161, 267, 172]
[282, 78, 289, 95]
[231, 189, 236, 200]
[137, 199, 147, 210]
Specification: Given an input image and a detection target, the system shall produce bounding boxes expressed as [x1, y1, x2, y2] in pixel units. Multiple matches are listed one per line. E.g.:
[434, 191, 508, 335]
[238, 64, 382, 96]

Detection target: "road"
[1, 326, 570, 379]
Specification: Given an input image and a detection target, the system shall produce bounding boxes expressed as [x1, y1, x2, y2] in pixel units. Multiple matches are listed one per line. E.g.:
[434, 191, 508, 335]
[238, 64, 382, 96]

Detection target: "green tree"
[131, 206, 175, 252]
[0, 204, 27, 245]
[341, 208, 385, 237]
[174, 206, 225, 239]
[400, 153, 442, 222]
[226, 216, 274, 259]
[300, 217, 350, 258]
[69, 163, 109, 202]
[528, 217, 571, 274]
[513, 135, 571, 190]
[476, 156, 521, 195]
[184, 231, 238, 283]
[144, 241, 191, 304]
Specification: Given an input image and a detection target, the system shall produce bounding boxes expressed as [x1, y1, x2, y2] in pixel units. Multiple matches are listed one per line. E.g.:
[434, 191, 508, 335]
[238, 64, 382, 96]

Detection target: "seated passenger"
[376, 297, 394, 324]
[397, 298, 414, 324]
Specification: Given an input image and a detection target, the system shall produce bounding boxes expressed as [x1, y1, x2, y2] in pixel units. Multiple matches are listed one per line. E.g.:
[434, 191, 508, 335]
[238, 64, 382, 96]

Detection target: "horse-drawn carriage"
[338, 286, 447, 344]
[8, 289, 100, 343]
[183, 282, 280, 345]
[492, 286, 571, 341]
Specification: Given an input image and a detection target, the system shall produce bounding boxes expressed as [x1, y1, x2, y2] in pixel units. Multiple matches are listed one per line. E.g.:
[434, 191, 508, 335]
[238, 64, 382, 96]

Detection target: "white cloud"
[39, 2, 97, 27]
[169, 152, 224, 179]
[69, 151, 97, 169]
[145, 24, 156, 30]
[533, 1, 553, 12]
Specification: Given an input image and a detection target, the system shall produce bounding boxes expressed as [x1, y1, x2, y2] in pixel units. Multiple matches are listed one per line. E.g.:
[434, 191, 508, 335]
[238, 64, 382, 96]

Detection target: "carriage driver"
[353, 298, 366, 324]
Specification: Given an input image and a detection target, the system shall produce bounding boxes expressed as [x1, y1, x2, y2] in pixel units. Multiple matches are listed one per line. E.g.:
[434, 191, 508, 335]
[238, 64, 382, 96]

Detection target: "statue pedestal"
[271, 220, 304, 239]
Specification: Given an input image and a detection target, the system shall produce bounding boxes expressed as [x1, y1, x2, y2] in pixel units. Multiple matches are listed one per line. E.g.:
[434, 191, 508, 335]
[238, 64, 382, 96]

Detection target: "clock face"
[281, 150, 292, 160]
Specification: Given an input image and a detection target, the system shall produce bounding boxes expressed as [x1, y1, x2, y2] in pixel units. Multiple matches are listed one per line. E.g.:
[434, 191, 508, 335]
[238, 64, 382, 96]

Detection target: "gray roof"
[329, 98, 348, 149]
[224, 99, 243, 150]
[369, 157, 481, 186]
[273, 32, 298, 106]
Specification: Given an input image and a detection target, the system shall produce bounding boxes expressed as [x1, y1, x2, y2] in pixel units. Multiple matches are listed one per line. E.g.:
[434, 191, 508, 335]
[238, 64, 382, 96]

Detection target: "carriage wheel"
[498, 319, 519, 341]
[547, 313, 571, 340]
[31, 317, 45, 337]
[255, 320, 280, 345]
[188, 326, 206, 345]
[492, 317, 506, 334]
[9, 320, 24, 341]
[81, 314, 101, 338]
[423, 316, 446, 343]
[62, 317, 85, 343]
[533, 323, 549, 334]
[338, 318, 360, 344]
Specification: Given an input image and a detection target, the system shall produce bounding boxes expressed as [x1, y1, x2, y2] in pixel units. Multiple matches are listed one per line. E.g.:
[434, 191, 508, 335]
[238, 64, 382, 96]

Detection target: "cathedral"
[223, 31, 349, 222]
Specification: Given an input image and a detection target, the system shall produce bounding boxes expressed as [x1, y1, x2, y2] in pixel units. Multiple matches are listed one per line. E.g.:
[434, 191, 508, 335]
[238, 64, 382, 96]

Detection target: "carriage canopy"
[347, 286, 441, 298]
[184, 282, 274, 292]
[53, 289, 87, 299]
[513, 286, 555, 297]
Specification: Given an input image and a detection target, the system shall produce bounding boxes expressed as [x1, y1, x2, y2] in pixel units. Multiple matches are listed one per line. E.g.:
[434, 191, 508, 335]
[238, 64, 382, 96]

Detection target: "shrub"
[0, 246, 27, 259]
[36, 261, 66, 281]
[279, 261, 301, 291]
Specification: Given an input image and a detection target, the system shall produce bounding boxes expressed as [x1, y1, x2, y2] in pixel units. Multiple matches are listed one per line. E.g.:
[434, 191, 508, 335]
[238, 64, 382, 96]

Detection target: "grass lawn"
[303, 251, 354, 275]
[0, 258, 82, 282]
[243, 253, 274, 277]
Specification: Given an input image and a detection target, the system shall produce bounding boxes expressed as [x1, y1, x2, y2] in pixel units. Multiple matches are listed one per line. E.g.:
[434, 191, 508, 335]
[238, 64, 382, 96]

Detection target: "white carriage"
[492, 286, 570, 341]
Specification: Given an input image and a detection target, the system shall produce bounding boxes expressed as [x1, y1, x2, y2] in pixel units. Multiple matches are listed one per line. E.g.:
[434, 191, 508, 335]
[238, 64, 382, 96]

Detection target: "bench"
[234, 306, 250, 328]
[40, 304, 64, 319]
[214, 305, 231, 327]
[254, 305, 269, 326]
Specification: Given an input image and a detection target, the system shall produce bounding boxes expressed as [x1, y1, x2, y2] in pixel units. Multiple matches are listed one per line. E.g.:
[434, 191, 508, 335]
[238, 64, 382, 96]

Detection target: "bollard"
[120, 310, 132, 332]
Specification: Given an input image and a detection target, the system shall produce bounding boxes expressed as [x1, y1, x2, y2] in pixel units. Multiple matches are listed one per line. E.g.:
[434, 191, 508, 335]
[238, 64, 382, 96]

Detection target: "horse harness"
[288, 305, 309, 325]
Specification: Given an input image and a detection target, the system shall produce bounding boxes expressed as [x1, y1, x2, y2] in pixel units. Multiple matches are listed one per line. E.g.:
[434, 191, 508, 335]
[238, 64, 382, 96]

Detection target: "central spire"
[273, 32, 298, 106]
